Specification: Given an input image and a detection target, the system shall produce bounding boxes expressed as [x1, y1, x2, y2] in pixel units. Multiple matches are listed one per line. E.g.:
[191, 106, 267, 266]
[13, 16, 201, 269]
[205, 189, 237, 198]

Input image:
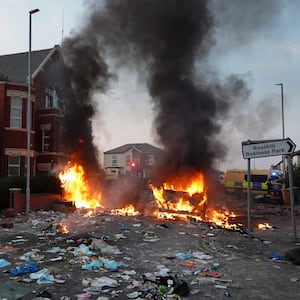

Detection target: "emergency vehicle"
[223, 168, 283, 201]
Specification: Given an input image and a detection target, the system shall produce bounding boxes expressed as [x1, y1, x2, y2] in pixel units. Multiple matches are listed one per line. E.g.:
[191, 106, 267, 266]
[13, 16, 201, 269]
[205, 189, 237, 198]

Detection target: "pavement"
[0, 195, 300, 300]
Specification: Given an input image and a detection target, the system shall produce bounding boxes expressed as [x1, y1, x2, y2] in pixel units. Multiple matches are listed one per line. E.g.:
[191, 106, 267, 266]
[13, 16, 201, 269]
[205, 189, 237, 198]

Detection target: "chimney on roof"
[0, 73, 9, 81]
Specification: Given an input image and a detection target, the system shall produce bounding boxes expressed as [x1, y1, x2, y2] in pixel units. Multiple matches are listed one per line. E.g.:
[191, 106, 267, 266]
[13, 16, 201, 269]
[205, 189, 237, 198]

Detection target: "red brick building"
[0, 45, 72, 178]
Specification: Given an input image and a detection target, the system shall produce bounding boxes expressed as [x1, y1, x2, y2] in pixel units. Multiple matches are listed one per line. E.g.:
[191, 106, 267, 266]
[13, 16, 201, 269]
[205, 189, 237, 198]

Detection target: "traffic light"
[130, 161, 137, 169]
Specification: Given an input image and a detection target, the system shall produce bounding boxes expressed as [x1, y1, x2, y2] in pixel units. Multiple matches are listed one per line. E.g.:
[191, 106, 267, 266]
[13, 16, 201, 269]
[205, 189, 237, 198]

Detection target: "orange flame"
[258, 223, 272, 229]
[150, 172, 207, 221]
[163, 173, 205, 196]
[55, 223, 69, 234]
[111, 204, 140, 216]
[205, 209, 237, 229]
[58, 163, 239, 230]
[59, 163, 102, 209]
[150, 173, 238, 228]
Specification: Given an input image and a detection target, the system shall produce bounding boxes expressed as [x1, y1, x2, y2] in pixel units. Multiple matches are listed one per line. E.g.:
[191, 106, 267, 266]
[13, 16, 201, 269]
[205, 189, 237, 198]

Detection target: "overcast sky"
[1, 0, 299, 171]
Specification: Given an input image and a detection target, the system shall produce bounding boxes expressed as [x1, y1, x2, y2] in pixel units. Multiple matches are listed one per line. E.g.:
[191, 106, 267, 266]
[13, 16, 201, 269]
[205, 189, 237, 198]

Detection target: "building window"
[10, 98, 22, 128]
[45, 87, 59, 108]
[8, 156, 20, 176]
[112, 155, 117, 166]
[126, 155, 131, 165]
[42, 130, 51, 152]
[148, 154, 155, 165]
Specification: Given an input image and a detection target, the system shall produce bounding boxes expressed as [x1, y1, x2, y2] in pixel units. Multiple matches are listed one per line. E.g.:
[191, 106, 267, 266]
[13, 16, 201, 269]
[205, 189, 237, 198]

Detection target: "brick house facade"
[0, 45, 72, 178]
[103, 143, 164, 179]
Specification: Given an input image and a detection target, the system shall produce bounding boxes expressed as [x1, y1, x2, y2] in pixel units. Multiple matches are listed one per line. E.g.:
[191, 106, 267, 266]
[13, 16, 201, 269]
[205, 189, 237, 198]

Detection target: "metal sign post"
[247, 159, 252, 237]
[287, 155, 297, 242]
[242, 138, 297, 241]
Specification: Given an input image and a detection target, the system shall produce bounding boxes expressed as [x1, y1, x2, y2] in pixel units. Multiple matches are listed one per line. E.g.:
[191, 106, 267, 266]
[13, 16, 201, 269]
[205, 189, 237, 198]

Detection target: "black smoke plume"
[62, 30, 111, 178]
[62, 0, 283, 186]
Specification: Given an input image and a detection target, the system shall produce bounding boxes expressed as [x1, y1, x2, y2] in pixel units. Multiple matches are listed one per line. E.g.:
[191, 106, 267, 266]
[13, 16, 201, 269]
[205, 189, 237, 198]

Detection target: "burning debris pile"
[57, 162, 240, 230]
[150, 172, 208, 221]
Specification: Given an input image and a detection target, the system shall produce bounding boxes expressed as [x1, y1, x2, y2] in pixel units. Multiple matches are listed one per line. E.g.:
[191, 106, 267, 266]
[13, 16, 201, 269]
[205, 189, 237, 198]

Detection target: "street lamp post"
[26, 8, 40, 214]
[275, 83, 285, 174]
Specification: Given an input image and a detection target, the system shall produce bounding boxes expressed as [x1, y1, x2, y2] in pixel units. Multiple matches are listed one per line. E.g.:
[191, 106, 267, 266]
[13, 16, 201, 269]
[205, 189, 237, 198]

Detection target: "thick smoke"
[62, 0, 283, 185]
[62, 30, 111, 178]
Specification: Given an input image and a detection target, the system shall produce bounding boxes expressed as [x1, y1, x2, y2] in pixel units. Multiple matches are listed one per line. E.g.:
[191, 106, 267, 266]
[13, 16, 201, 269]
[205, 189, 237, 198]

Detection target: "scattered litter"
[9, 262, 38, 277]
[192, 251, 213, 260]
[120, 226, 130, 232]
[206, 233, 215, 237]
[29, 268, 55, 283]
[211, 263, 220, 270]
[175, 252, 192, 260]
[202, 234, 212, 238]
[126, 291, 140, 298]
[0, 202, 289, 299]
[31, 219, 42, 227]
[0, 245, 15, 253]
[176, 260, 197, 268]
[76, 238, 89, 245]
[49, 256, 64, 262]
[268, 253, 285, 260]
[143, 231, 160, 242]
[73, 244, 96, 257]
[224, 291, 231, 297]
[215, 284, 227, 289]
[205, 271, 223, 278]
[263, 240, 272, 245]
[82, 260, 103, 270]
[227, 244, 239, 250]
[190, 288, 201, 295]
[90, 238, 121, 255]
[20, 249, 44, 262]
[0, 258, 11, 268]
[46, 247, 67, 253]
[76, 293, 91, 299]
[89, 276, 119, 289]
[161, 252, 176, 259]
[10, 238, 28, 244]
[142, 274, 190, 297]
[114, 233, 127, 239]
[122, 270, 136, 275]
[157, 223, 168, 228]
[35, 290, 52, 298]
[154, 265, 170, 276]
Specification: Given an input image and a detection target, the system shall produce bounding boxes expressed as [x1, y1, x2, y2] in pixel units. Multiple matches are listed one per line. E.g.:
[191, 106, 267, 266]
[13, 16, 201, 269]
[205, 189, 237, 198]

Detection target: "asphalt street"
[0, 198, 300, 300]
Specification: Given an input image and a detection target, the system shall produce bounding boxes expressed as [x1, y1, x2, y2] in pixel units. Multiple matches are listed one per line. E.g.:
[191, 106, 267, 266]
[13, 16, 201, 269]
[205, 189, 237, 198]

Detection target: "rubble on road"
[0, 203, 299, 299]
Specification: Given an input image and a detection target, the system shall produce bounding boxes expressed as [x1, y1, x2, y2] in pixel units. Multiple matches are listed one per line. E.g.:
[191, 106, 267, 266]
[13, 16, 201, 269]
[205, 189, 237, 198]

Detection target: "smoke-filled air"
[61, 0, 283, 187]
